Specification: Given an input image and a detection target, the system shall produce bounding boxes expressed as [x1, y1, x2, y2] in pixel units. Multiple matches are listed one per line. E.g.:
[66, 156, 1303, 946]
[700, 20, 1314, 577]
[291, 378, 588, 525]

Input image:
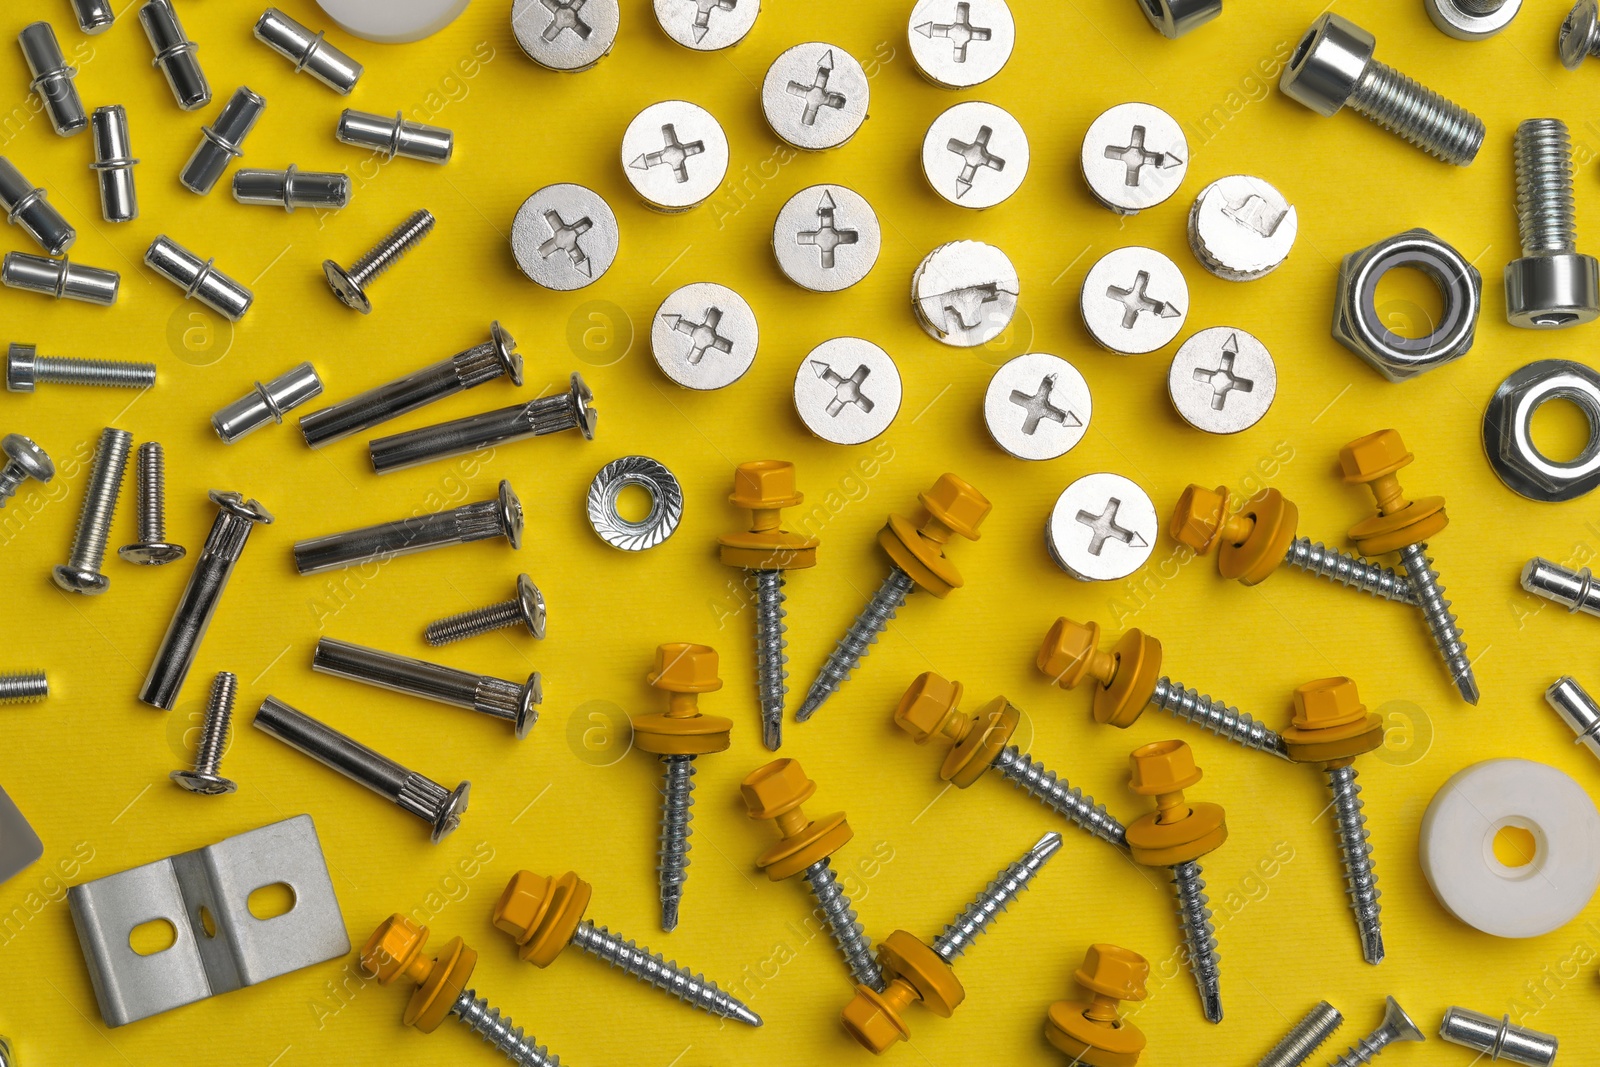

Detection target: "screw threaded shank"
[1326, 764, 1384, 964]
[933, 833, 1061, 962]
[0, 671, 48, 704]
[1328, 1030, 1400, 1066]
[451, 990, 561, 1066]
[426, 600, 525, 645]
[1515, 119, 1577, 254]
[34, 355, 155, 389]
[569, 920, 761, 1024]
[803, 858, 884, 992]
[1284, 538, 1415, 603]
[64, 428, 133, 579]
[135, 442, 167, 542]
[1257, 1001, 1345, 1067]
[1399, 543, 1477, 703]
[193, 671, 237, 775]
[991, 746, 1128, 846]
[751, 569, 788, 749]
[1172, 859, 1223, 1023]
[1348, 61, 1485, 165]
[1150, 677, 1289, 759]
[657, 754, 695, 931]
[796, 565, 915, 721]
[349, 209, 434, 288]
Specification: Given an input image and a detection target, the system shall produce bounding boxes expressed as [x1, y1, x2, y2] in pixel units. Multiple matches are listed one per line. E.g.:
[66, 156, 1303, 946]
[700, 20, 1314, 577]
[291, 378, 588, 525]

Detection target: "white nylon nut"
[1188, 175, 1298, 281]
[314, 0, 468, 43]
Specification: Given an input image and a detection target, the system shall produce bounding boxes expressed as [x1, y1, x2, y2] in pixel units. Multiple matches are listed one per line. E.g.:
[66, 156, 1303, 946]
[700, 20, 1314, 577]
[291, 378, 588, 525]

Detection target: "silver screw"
[52, 427, 132, 595]
[568, 920, 760, 1025]
[324, 208, 435, 313]
[1256, 1000, 1344, 1067]
[1172, 859, 1223, 1023]
[1280, 13, 1484, 165]
[119, 442, 185, 565]
[1561, 0, 1600, 69]
[1282, 538, 1416, 602]
[0, 433, 54, 508]
[804, 857, 881, 990]
[425, 574, 546, 646]
[171, 671, 237, 794]
[1543, 675, 1600, 762]
[0, 671, 48, 705]
[1506, 118, 1599, 328]
[7, 342, 153, 393]
[292, 479, 522, 575]
[1522, 556, 1600, 615]
[1438, 1006, 1558, 1067]
[797, 565, 913, 722]
[934, 831, 1061, 961]
[1399, 542, 1476, 703]
[448, 993, 562, 1066]
[1328, 996, 1425, 1066]
[1326, 763, 1384, 964]
[368, 374, 596, 475]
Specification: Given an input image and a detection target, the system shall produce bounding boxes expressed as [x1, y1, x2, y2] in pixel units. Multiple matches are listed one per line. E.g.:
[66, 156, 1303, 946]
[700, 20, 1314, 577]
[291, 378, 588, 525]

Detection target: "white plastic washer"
[1419, 758, 1600, 938]
[315, 0, 469, 43]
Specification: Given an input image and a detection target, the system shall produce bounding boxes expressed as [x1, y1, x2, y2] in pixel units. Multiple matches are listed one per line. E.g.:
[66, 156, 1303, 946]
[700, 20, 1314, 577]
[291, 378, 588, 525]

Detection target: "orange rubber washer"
[840, 929, 965, 1054]
[1124, 740, 1227, 867]
[632, 643, 733, 757]
[893, 671, 1022, 787]
[1340, 429, 1449, 555]
[718, 460, 820, 571]
[491, 869, 593, 968]
[741, 758, 854, 881]
[1281, 677, 1384, 766]
[1045, 943, 1150, 1067]
[1036, 618, 1163, 728]
[1168, 484, 1300, 586]
[360, 914, 478, 1033]
[877, 473, 991, 599]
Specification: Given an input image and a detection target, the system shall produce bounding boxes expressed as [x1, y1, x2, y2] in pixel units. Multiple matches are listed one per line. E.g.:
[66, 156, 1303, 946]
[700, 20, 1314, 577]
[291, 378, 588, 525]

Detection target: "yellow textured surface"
[3, 0, 1600, 1063]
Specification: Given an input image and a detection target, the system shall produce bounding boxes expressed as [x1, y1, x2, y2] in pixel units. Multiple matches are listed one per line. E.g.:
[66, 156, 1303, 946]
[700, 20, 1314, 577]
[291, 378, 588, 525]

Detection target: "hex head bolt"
[1255, 1001, 1345, 1067]
[491, 868, 763, 1026]
[1561, 0, 1600, 68]
[1037, 618, 1288, 760]
[70, 0, 115, 34]
[2, 252, 119, 306]
[361, 915, 562, 1065]
[52, 428, 132, 596]
[1125, 740, 1226, 1024]
[368, 373, 597, 474]
[1544, 675, 1600, 762]
[424, 573, 546, 646]
[1340, 428, 1478, 704]
[7, 343, 153, 393]
[1439, 1006, 1557, 1067]
[254, 9, 363, 94]
[794, 473, 991, 723]
[140, 0, 209, 110]
[292, 479, 522, 575]
[212, 362, 325, 444]
[301, 322, 523, 448]
[1279, 13, 1484, 165]
[1506, 118, 1599, 328]
[840, 832, 1061, 1054]
[170, 671, 237, 794]
[1327, 996, 1425, 1066]
[0, 433, 54, 508]
[254, 695, 470, 841]
[138, 491, 272, 708]
[311, 636, 542, 740]
[894, 672, 1129, 846]
[119, 441, 185, 565]
[717, 461, 820, 750]
[232, 166, 351, 212]
[325, 209, 435, 314]
[1281, 678, 1387, 965]
[1169, 484, 1416, 603]
[0, 672, 48, 705]
[89, 105, 138, 223]
[1523, 556, 1600, 616]
[336, 109, 454, 164]
[18, 22, 86, 136]
[0, 157, 75, 256]
[1044, 944, 1150, 1066]
[741, 758, 886, 992]
[144, 236, 254, 321]
[180, 87, 266, 195]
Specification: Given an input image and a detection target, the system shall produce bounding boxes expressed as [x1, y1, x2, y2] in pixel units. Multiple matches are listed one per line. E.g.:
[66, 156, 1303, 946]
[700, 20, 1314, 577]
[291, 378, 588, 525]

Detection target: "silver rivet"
[511, 183, 619, 291]
[1188, 174, 1297, 281]
[621, 100, 729, 213]
[913, 240, 1019, 347]
[512, 0, 618, 71]
[1081, 102, 1189, 215]
[1167, 327, 1276, 434]
[761, 43, 869, 151]
[983, 353, 1090, 460]
[651, 282, 758, 390]
[908, 0, 1015, 89]
[921, 101, 1029, 209]
[1046, 473, 1156, 582]
[654, 0, 759, 50]
[793, 338, 901, 445]
[1080, 245, 1188, 354]
[772, 184, 881, 292]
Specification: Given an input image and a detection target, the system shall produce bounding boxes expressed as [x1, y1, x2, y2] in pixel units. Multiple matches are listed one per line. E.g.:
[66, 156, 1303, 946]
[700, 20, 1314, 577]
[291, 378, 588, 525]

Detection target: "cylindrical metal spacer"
[1522, 557, 1600, 616]
[89, 105, 139, 222]
[254, 8, 363, 93]
[180, 86, 266, 195]
[336, 109, 453, 164]
[0, 157, 75, 256]
[1438, 1007, 1557, 1067]
[70, 0, 115, 34]
[139, 0, 210, 110]
[19, 22, 87, 136]
[145, 236, 254, 321]
[2, 252, 118, 306]
[232, 166, 351, 212]
[212, 363, 325, 444]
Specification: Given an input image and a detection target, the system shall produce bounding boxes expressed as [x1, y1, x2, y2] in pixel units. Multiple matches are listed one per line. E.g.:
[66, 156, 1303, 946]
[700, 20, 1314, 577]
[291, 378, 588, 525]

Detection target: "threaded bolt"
[796, 565, 914, 722]
[1328, 996, 1425, 1066]
[990, 747, 1128, 846]
[803, 858, 884, 991]
[119, 441, 186, 565]
[751, 569, 788, 749]
[1172, 859, 1223, 1024]
[1399, 543, 1478, 704]
[53, 427, 132, 595]
[424, 573, 546, 645]
[7, 342, 155, 393]
[1505, 118, 1599, 328]
[933, 832, 1061, 961]
[1283, 538, 1415, 603]
[451, 990, 561, 1065]
[568, 919, 762, 1025]
[0, 671, 48, 705]
[0, 433, 54, 507]
[656, 753, 693, 932]
[1150, 677, 1290, 759]
[1257, 1001, 1345, 1067]
[324, 208, 435, 313]
[171, 671, 238, 794]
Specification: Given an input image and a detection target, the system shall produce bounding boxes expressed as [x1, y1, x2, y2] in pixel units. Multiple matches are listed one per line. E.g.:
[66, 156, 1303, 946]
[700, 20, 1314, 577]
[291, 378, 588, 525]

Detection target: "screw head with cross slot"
[1047, 473, 1157, 581]
[1167, 327, 1276, 434]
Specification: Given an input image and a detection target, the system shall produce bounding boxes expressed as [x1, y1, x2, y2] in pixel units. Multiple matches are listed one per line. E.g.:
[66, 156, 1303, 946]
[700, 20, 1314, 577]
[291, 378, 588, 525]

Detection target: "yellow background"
[3, 0, 1600, 1062]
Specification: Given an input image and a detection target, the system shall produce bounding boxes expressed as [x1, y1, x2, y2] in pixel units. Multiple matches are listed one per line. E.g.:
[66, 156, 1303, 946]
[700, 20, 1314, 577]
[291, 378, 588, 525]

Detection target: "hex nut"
[1332, 228, 1481, 382]
[1483, 359, 1600, 502]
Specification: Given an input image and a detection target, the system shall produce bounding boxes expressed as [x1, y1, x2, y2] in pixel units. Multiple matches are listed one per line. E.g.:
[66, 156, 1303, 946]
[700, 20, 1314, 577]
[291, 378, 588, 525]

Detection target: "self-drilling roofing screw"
[0, 672, 48, 705]
[292, 479, 522, 575]
[840, 832, 1061, 1054]
[894, 671, 1128, 846]
[18, 22, 87, 137]
[492, 868, 762, 1026]
[1125, 739, 1226, 1024]
[1256, 1001, 1345, 1067]
[368, 374, 596, 475]
[1038, 618, 1288, 760]
[324, 208, 435, 314]
[361, 914, 562, 1065]
[1505, 118, 1599, 328]
[89, 105, 137, 222]
[170, 671, 238, 794]
[254, 8, 363, 94]
[1282, 678, 1386, 965]
[632, 644, 732, 931]
[1044, 944, 1150, 1066]
[1341, 428, 1477, 704]
[1169, 484, 1415, 603]
[425, 574, 546, 646]
[312, 637, 542, 740]
[254, 696, 470, 841]
[0, 434, 53, 508]
[140, 0, 209, 110]
[180, 86, 266, 195]
[1561, 0, 1600, 69]
[796, 473, 991, 722]
[1439, 1006, 1557, 1067]
[0, 157, 74, 255]
[119, 442, 185, 565]
[1327, 996, 1424, 1066]
[742, 758, 885, 990]
[52, 428, 132, 596]
[7, 343, 154, 393]
[1523, 556, 1600, 616]
[718, 461, 819, 750]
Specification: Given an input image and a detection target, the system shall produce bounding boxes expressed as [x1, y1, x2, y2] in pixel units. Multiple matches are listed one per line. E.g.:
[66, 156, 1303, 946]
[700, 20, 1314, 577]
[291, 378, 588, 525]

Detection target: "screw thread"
[0, 464, 25, 506]
[1456, 0, 1506, 13]
[1398, 543, 1477, 703]
[1326, 764, 1384, 964]
[991, 746, 1127, 846]
[0, 671, 48, 704]
[1348, 60, 1484, 166]
[1514, 119, 1577, 254]
[66, 428, 132, 575]
[795, 566, 915, 722]
[134, 441, 167, 543]
[451, 990, 561, 1066]
[1257, 1001, 1344, 1067]
[751, 569, 787, 750]
[426, 599, 524, 645]
[933, 832, 1061, 962]
[1328, 1028, 1400, 1067]
[657, 754, 694, 932]
[1149, 677, 1289, 759]
[570, 920, 762, 1025]
[1284, 537, 1415, 603]
[192, 672, 237, 775]
[1172, 859, 1223, 1024]
[348, 209, 434, 288]
[34, 355, 155, 389]
[803, 857, 884, 992]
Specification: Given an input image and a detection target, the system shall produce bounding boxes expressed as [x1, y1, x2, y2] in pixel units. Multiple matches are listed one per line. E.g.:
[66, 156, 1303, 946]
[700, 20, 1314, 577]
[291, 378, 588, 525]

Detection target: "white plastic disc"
[315, 0, 470, 43]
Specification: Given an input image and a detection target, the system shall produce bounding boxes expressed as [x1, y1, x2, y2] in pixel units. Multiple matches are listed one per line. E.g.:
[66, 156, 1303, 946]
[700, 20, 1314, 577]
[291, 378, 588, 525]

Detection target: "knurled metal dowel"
[933, 832, 1061, 961]
[324, 208, 435, 313]
[1256, 1001, 1344, 1067]
[796, 565, 915, 722]
[119, 441, 186, 565]
[1522, 556, 1600, 616]
[0, 672, 48, 705]
[18, 22, 87, 137]
[292, 479, 523, 575]
[254, 8, 363, 94]
[52, 428, 132, 596]
[424, 573, 546, 646]
[170, 671, 238, 794]
[368, 373, 597, 474]
[336, 108, 453, 163]
[1438, 1006, 1557, 1067]
[140, 0, 209, 110]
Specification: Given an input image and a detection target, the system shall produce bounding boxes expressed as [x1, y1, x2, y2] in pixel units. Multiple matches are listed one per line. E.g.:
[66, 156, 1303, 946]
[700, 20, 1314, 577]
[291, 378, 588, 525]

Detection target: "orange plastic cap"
[1168, 484, 1231, 553]
[648, 642, 722, 693]
[1076, 944, 1150, 1002]
[894, 672, 968, 744]
[1339, 429, 1413, 484]
[1128, 739, 1201, 795]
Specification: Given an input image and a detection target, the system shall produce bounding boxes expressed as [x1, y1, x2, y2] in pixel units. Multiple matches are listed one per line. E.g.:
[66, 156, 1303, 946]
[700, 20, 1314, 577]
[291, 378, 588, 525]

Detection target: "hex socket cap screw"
[1505, 118, 1599, 329]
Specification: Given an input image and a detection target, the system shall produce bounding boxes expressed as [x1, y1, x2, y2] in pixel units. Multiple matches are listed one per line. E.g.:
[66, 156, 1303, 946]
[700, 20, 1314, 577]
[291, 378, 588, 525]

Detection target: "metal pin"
[254, 8, 363, 94]
[89, 105, 139, 223]
[180, 86, 266, 195]
[1438, 1007, 1557, 1067]
[145, 236, 254, 321]
[0, 157, 74, 256]
[212, 362, 324, 444]
[1521, 556, 1600, 616]
[18, 22, 87, 136]
[335, 109, 453, 164]
[7, 343, 153, 392]
[140, 0, 210, 110]
[312, 637, 541, 739]
[368, 373, 597, 475]
[232, 166, 351, 212]
[2, 252, 118, 306]
[1545, 676, 1600, 762]
[70, 0, 115, 34]
[292, 479, 523, 575]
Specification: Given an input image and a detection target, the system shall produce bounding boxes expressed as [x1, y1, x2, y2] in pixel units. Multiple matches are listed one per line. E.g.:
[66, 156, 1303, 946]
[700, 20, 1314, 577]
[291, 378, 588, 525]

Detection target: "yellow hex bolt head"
[648, 642, 723, 694]
[840, 929, 965, 1054]
[1128, 738, 1203, 795]
[1168, 484, 1235, 554]
[1046, 943, 1150, 1066]
[632, 643, 733, 756]
[1340, 429, 1449, 553]
[879, 473, 992, 598]
[1170, 484, 1300, 585]
[1339, 428, 1414, 486]
[1282, 676, 1385, 764]
[1124, 740, 1227, 867]
[892, 672, 1022, 788]
[1037, 618, 1163, 728]
[491, 869, 593, 967]
[741, 758, 854, 880]
[719, 460, 819, 570]
[360, 914, 479, 1033]
[893, 672, 970, 744]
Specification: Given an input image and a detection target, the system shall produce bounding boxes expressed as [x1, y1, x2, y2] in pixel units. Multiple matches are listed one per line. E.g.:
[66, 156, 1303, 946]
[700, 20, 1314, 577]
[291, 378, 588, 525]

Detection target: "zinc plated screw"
[1522, 556, 1600, 616]
[1561, 0, 1600, 69]
[52, 427, 132, 595]
[7, 342, 153, 393]
[0, 672, 48, 705]
[0, 434, 54, 508]
[324, 208, 435, 314]
[424, 573, 546, 646]
[795, 473, 991, 722]
[1438, 1006, 1558, 1067]
[1256, 1000, 1345, 1067]
[170, 671, 237, 794]
[1505, 118, 1599, 328]
[1328, 996, 1425, 1066]
[119, 442, 185, 565]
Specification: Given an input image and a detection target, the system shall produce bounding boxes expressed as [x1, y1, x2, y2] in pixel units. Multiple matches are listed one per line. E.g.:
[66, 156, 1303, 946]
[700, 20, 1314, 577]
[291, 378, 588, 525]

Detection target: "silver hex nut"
[1332, 227, 1481, 382]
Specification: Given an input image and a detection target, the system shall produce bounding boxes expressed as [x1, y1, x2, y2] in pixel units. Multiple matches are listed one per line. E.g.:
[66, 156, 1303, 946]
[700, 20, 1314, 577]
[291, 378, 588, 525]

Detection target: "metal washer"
[511, 183, 619, 291]
[1046, 473, 1157, 582]
[908, 0, 1016, 89]
[1167, 327, 1276, 435]
[912, 240, 1019, 347]
[1188, 175, 1297, 281]
[654, 0, 759, 50]
[587, 456, 684, 551]
[983, 352, 1091, 460]
[921, 100, 1029, 209]
[794, 337, 902, 445]
[773, 184, 881, 292]
[1081, 102, 1189, 215]
[621, 100, 729, 212]
[1080, 245, 1188, 354]
[761, 42, 869, 151]
[651, 281, 758, 390]
[512, 0, 618, 71]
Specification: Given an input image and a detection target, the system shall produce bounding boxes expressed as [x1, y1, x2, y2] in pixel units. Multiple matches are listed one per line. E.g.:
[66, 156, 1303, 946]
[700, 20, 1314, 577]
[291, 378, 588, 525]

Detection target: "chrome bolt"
[52, 428, 132, 596]
[18, 22, 87, 136]
[1561, 0, 1600, 69]
[170, 672, 238, 794]
[0, 672, 48, 705]
[0, 433, 54, 508]
[1439, 1006, 1557, 1067]
[180, 86, 266, 195]
[292, 479, 522, 575]
[1327, 996, 1425, 1066]
[324, 208, 435, 314]
[140, 0, 210, 110]
[7, 343, 153, 393]
[1506, 118, 1599, 329]
[254, 8, 363, 94]
[424, 573, 546, 646]
[368, 373, 596, 475]
[119, 442, 185, 565]
[1256, 1001, 1345, 1067]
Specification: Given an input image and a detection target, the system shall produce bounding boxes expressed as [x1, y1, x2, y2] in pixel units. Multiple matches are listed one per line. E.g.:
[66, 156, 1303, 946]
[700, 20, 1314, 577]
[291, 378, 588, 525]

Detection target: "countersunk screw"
[1328, 996, 1425, 1066]
[53, 427, 132, 595]
[424, 573, 546, 646]
[1560, 0, 1600, 68]
[171, 671, 237, 794]
[7, 342, 154, 393]
[0, 671, 48, 705]
[1256, 1000, 1345, 1067]
[1279, 12, 1485, 165]
[0, 433, 54, 508]
[324, 208, 435, 313]
[1505, 118, 1599, 328]
[119, 441, 185, 565]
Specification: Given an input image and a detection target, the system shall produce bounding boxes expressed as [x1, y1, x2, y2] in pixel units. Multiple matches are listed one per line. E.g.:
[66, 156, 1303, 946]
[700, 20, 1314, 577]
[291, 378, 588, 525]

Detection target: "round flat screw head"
[761, 43, 869, 151]
[1046, 473, 1157, 582]
[912, 240, 1019, 347]
[1081, 102, 1188, 214]
[772, 184, 881, 292]
[1562, 0, 1599, 68]
[516, 573, 547, 638]
[1188, 174, 1297, 281]
[51, 564, 109, 595]
[170, 769, 237, 794]
[568, 372, 599, 439]
[1167, 327, 1277, 435]
[118, 541, 187, 565]
[511, 183, 619, 291]
[516, 673, 543, 740]
[1280, 13, 1376, 117]
[1081, 246, 1189, 354]
[621, 100, 730, 212]
[654, 0, 759, 50]
[209, 489, 275, 523]
[497, 480, 525, 549]
[651, 282, 759, 390]
[908, 0, 1015, 89]
[432, 782, 471, 842]
[490, 320, 524, 386]
[512, 0, 619, 70]
[322, 259, 370, 313]
[982, 352, 1091, 460]
[920, 101, 1029, 209]
[1, 433, 54, 483]
[793, 337, 902, 445]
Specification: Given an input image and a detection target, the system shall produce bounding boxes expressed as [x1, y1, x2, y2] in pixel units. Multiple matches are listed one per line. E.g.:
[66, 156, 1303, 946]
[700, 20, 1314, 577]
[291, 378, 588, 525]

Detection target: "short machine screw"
[1044, 944, 1151, 1065]
[1256, 1001, 1345, 1067]
[1037, 617, 1289, 759]
[1327, 996, 1425, 1066]
[1125, 739, 1226, 1024]
[170, 671, 238, 795]
[1505, 118, 1600, 329]
[52, 427, 132, 595]
[119, 441, 186, 565]
[1282, 678, 1387, 965]
[717, 460, 819, 749]
[1438, 1006, 1558, 1067]
[742, 758, 885, 992]
[893, 671, 1129, 847]
[424, 573, 546, 646]
[7, 342, 154, 393]
[1340, 428, 1477, 704]
[362, 914, 563, 1066]
[1279, 12, 1485, 166]
[1561, 0, 1600, 70]
[631, 643, 732, 931]
[324, 208, 435, 314]
[1170, 484, 1415, 603]
[839, 832, 1061, 1054]
[0, 433, 54, 508]
[0, 672, 49, 705]
[291, 478, 522, 575]
[796, 473, 991, 722]
[1522, 556, 1600, 616]
[491, 868, 762, 1026]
